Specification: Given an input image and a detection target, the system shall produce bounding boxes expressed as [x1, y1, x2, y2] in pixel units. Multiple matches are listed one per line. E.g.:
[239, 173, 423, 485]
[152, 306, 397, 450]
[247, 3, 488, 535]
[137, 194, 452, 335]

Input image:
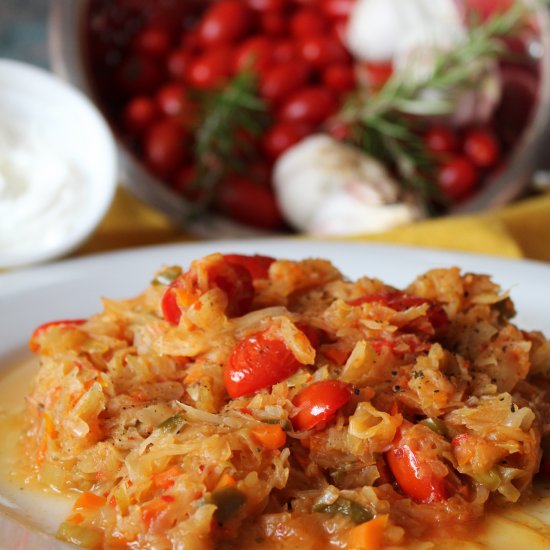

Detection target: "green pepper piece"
[57, 522, 103, 548]
[157, 414, 185, 433]
[420, 417, 448, 437]
[211, 486, 246, 524]
[152, 266, 183, 286]
[313, 497, 373, 524]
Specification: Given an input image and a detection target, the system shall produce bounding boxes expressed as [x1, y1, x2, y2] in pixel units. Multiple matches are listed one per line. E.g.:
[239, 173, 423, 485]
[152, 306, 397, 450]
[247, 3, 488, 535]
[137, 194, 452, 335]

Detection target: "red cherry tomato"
[424, 126, 459, 155]
[156, 83, 186, 116]
[386, 425, 451, 503]
[144, 119, 187, 178]
[463, 128, 500, 168]
[122, 96, 158, 134]
[225, 330, 304, 398]
[321, 0, 355, 19]
[260, 62, 310, 104]
[323, 63, 356, 92]
[166, 48, 190, 82]
[216, 176, 284, 230]
[262, 121, 311, 159]
[272, 40, 298, 63]
[278, 87, 337, 125]
[361, 61, 393, 89]
[291, 380, 352, 431]
[460, 0, 513, 21]
[186, 50, 234, 90]
[260, 11, 287, 36]
[162, 257, 254, 325]
[298, 35, 349, 68]
[223, 254, 275, 279]
[116, 55, 162, 96]
[173, 166, 205, 201]
[132, 26, 172, 57]
[197, 0, 252, 47]
[29, 319, 86, 353]
[245, 0, 286, 11]
[437, 156, 478, 202]
[290, 8, 327, 38]
[234, 36, 274, 73]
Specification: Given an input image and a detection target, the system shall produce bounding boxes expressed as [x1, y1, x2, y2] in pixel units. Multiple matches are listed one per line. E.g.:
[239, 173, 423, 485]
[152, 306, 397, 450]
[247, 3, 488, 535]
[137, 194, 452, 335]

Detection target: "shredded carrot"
[153, 466, 182, 489]
[250, 424, 287, 450]
[347, 515, 388, 550]
[214, 473, 237, 491]
[73, 491, 107, 512]
[43, 412, 57, 438]
[141, 497, 171, 527]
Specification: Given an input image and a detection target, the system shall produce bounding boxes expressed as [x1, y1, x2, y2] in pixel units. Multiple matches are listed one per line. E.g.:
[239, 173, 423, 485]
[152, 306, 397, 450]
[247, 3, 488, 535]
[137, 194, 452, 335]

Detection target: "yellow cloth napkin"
[77, 187, 550, 262]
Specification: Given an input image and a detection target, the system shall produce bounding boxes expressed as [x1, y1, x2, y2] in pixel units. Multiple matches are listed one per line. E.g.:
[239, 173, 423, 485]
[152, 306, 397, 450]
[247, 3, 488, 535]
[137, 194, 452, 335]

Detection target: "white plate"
[1, 239, 550, 549]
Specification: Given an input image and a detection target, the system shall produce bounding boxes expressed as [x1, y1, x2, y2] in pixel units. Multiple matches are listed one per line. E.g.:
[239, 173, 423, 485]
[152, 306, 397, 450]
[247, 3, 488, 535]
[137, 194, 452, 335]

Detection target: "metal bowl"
[48, 0, 550, 233]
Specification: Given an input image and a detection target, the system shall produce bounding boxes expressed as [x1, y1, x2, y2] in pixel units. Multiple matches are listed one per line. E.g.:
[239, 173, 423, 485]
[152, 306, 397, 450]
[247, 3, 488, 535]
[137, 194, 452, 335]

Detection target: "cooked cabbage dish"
[24, 253, 550, 549]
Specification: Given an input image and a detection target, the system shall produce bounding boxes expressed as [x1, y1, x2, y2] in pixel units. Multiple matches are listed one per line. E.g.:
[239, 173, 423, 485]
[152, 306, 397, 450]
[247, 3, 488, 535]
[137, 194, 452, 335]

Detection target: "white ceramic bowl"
[0, 59, 117, 270]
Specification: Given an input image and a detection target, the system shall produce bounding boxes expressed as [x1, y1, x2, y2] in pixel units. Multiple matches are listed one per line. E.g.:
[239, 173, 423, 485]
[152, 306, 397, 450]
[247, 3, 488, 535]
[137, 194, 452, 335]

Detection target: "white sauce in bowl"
[0, 119, 88, 256]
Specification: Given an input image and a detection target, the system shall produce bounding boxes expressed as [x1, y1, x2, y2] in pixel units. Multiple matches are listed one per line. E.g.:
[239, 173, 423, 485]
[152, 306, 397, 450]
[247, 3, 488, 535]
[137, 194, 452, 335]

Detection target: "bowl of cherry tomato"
[49, 0, 550, 236]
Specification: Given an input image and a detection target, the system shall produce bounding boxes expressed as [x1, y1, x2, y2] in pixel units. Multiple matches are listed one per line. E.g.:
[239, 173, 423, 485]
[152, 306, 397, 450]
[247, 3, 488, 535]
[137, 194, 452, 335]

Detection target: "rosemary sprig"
[340, 2, 532, 205]
[189, 70, 270, 212]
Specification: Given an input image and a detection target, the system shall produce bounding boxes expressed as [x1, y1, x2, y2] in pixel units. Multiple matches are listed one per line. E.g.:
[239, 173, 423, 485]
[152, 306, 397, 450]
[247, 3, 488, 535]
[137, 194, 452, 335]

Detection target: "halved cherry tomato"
[291, 380, 352, 431]
[197, 0, 252, 47]
[350, 292, 448, 329]
[385, 426, 451, 503]
[161, 258, 254, 325]
[223, 254, 275, 279]
[224, 330, 305, 398]
[29, 319, 86, 352]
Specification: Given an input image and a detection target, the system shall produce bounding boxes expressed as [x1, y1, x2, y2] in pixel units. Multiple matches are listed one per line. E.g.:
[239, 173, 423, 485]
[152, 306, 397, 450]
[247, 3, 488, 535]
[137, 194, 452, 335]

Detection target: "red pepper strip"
[29, 319, 86, 352]
[223, 254, 275, 280]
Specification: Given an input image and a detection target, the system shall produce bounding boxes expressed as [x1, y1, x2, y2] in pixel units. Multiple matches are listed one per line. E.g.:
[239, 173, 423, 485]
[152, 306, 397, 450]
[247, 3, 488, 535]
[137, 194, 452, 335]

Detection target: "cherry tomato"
[262, 121, 311, 159]
[298, 35, 349, 68]
[278, 87, 337, 125]
[259, 11, 287, 36]
[162, 257, 254, 325]
[144, 119, 187, 178]
[350, 292, 448, 329]
[272, 40, 298, 64]
[166, 48, 190, 82]
[463, 128, 500, 168]
[132, 26, 172, 57]
[291, 380, 352, 431]
[361, 61, 393, 89]
[234, 36, 274, 74]
[323, 63, 356, 92]
[116, 55, 162, 96]
[260, 62, 310, 104]
[245, 0, 286, 11]
[321, 0, 355, 19]
[424, 126, 459, 155]
[437, 156, 478, 202]
[224, 330, 304, 398]
[216, 176, 284, 230]
[29, 319, 86, 353]
[186, 50, 234, 90]
[197, 0, 252, 47]
[173, 166, 205, 202]
[460, 0, 513, 21]
[290, 8, 327, 38]
[156, 83, 186, 116]
[223, 254, 275, 279]
[386, 425, 451, 503]
[122, 96, 158, 134]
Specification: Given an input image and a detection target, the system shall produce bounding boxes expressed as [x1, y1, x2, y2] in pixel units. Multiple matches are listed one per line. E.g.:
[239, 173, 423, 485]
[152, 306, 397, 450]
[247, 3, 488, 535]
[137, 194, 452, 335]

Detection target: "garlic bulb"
[273, 135, 424, 235]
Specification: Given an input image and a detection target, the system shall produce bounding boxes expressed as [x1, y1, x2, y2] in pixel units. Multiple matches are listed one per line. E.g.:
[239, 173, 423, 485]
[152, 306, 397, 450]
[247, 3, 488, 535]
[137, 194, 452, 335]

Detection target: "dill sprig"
[340, 2, 531, 205]
[189, 70, 270, 211]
